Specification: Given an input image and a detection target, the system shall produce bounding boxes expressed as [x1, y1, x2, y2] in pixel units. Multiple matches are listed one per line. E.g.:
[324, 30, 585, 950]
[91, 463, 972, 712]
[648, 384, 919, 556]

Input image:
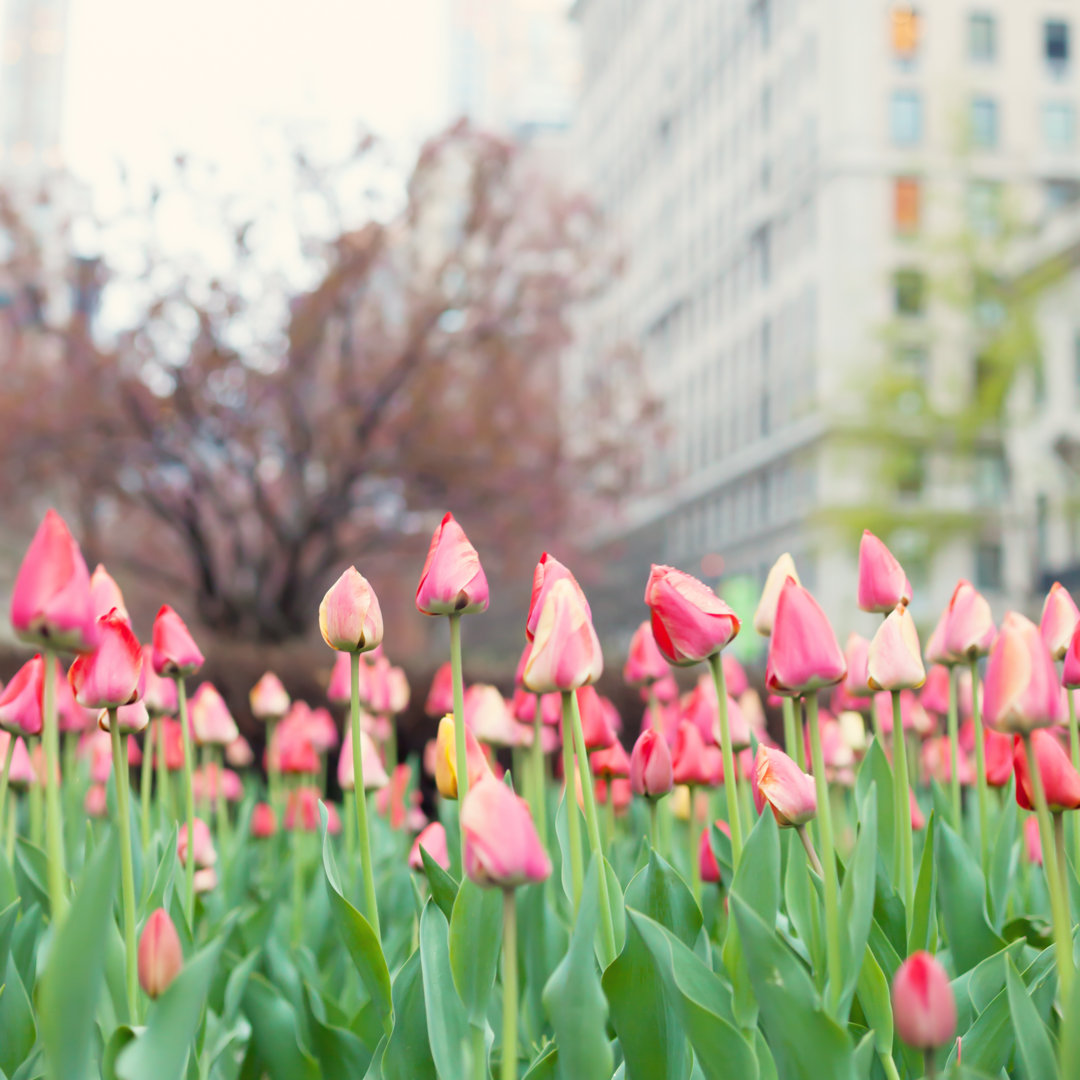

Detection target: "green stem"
[708, 653, 743, 865]
[946, 665, 961, 830]
[0, 737, 15, 844]
[344, 789, 356, 864]
[29, 756, 42, 848]
[139, 721, 153, 852]
[176, 677, 196, 927]
[4, 791, 14, 861]
[648, 799, 660, 850]
[350, 652, 381, 938]
[798, 824, 823, 876]
[568, 690, 616, 965]
[1055, 812, 1072, 926]
[1023, 733, 1074, 1004]
[266, 716, 279, 814]
[970, 658, 990, 874]
[110, 714, 139, 1021]
[782, 696, 799, 767]
[154, 716, 171, 830]
[501, 888, 518, 1080]
[891, 691, 914, 926]
[212, 745, 228, 857]
[603, 789, 616, 855]
[291, 781, 305, 947]
[806, 694, 844, 1016]
[448, 614, 469, 862]
[1069, 687, 1080, 877]
[878, 1049, 901, 1080]
[530, 696, 548, 850]
[690, 812, 702, 905]
[560, 695, 583, 912]
[42, 648, 66, 921]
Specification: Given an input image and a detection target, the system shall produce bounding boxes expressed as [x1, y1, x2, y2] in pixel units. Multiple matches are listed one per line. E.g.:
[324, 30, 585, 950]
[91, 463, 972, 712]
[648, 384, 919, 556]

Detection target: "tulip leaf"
[0, 851, 15, 911]
[0, 954, 35, 1076]
[419, 900, 471, 1080]
[39, 835, 118, 1080]
[242, 973, 320, 1080]
[449, 875, 502, 1022]
[856, 741, 896, 876]
[854, 944, 893, 1056]
[554, 788, 587, 911]
[319, 804, 392, 1034]
[139, 823, 178, 918]
[9, 904, 41, 995]
[520, 882, 568, 1042]
[522, 1043, 559, 1080]
[419, 847, 458, 922]
[0, 899, 19, 974]
[836, 785, 878, 1020]
[907, 808, 937, 955]
[382, 949, 438, 1080]
[1005, 956, 1057, 1080]
[543, 857, 615, 1080]
[966, 939, 1030, 1014]
[784, 834, 823, 980]
[730, 892, 855, 1080]
[101, 1025, 136, 1080]
[625, 908, 758, 1080]
[934, 817, 1004, 973]
[987, 784, 1018, 929]
[308, 998, 378, 1080]
[13, 839, 50, 918]
[709, 821, 734, 884]
[116, 936, 226, 1080]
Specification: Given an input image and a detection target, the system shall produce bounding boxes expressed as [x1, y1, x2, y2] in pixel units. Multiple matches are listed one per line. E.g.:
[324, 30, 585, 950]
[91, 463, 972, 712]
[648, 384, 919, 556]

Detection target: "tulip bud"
[11, 510, 98, 654]
[1041, 582, 1080, 662]
[523, 578, 603, 694]
[0, 655, 45, 737]
[574, 686, 618, 751]
[623, 620, 669, 686]
[141, 648, 178, 716]
[857, 530, 912, 614]
[699, 819, 730, 884]
[943, 581, 995, 661]
[177, 818, 217, 868]
[983, 613, 1063, 733]
[527, 553, 590, 641]
[226, 734, 254, 767]
[1013, 729, 1080, 812]
[461, 776, 551, 888]
[868, 605, 926, 692]
[434, 715, 491, 799]
[409, 821, 450, 871]
[841, 633, 871, 699]
[251, 802, 277, 838]
[1024, 815, 1043, 865]
[68, 611, 143, 710]
[766, 579, 847, 696]
[89, 564, 130, 625]
[319, 567, 384, 653]
[753, 553, 800, 636]
[630, 728, 673, 797]
[138, 908, 183, 999]
[151, 606, 204, 678]
[671, 721, 716, 787]
[415, 512, 489, 616]
[924, 607, 956, 667]
[189, 683, 239, 746]
[645, 565, 740, 666]
[891, 952, 957, 1051]
[755, 744, 817, 827]
[249, 672, 290, 722]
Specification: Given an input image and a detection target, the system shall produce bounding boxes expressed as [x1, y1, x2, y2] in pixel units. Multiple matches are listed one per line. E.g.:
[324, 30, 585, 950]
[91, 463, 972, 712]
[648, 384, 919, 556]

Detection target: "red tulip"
[138, 908, 183, 999]
[753, 553, 799, 635]
[527, 553, 590, 641]
[415, 512, 489, 616]
[574, 686, 618, 750]
[68, 611, 143, 710]
[0, 655, 45, 736]
[629, 728, 674, 797]
[699, 819, 731, 884]
[1014, 730, 1080, 812]
[944, 581, 995, 661]
[10, 510, 97, 654]
[461, 775, 551, 888]
[623, 620, 669, 686]
[1041, 582, 1080, 661]
[591, 739, 631, 778]
[409, 821, 450, 871]
[868, 605, 925, 692]
[891, 952, 957, 1051]
[249, 672, 290, 722]
[857, 531, 911, 614]
[671, 721, 716, 787]
[984, 727, 1013, 786]
[983, 613, 1063, 733]
[645, 565, 740, 666]
[251, 802, 277, 838]
[766, 579, 846, 696]
[319, 567, 384, 653]
[1024, 815, 1043, 865]
[523, 578, 603, 693]
[188, 683, 239, 746]
[151, 606, 204, 678]
[755, 744, 816, 827]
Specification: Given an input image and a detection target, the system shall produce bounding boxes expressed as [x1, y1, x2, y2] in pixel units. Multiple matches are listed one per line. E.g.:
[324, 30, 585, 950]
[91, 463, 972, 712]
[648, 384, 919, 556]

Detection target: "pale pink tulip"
[753, 552, 799, 635]
[766, 579, 846, 695]
[415, 512, 489, 616]
[461, 776, 551, 888]
[99, 701, 150, 735]
[140, 647, 178, 716]
[983, 612, 1063, 733]
[857, 530, 912, 613]
[527, 553, 590, 641]
[944, 580, 995, 661]
[464, 684, 523, 747]
[755, 744, 816, 827]
[319, 567, 384, 653]
[868, 605, 926, 692]
[645, 565, 740, 666]
[249, 672, 290, 721]
[188, 683, 239, 746]
[225, 734, 254, 768]
[523, 578, 603, 693]
[1041, 582, 1080, 662]
[924, 607, 956, 667]
[177, 818, 217, 868]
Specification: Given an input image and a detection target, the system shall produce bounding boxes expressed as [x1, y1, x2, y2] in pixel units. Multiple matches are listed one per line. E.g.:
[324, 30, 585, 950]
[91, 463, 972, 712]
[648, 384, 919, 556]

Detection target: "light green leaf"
[419, 847, 458, 922]
[935, 818, 1003, 973]
[0, 954, 35, 1075]
[855, 740, 895, 876]
[837, 785, 878, 1020]
[907, 809, 936, 954]
[419, 900, 471, 1080]
[1005, 956, 1057, 1080]
[855, 944, 892, 1056]
[449, 876, 502, 1023]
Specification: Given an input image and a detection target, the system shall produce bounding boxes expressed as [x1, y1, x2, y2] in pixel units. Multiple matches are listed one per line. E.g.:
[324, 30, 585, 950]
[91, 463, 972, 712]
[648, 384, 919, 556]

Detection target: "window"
[968, 180, 1002, 235]
[896, 449, 926, 495]
[975, 540, 1004, 590]
[894, 176, 921, 233]
[896, 346, 928, 378]
[891, 6, 919, 62]
[970, 97, 999, 147]
[1043, 103, 1076, 149]
[974, 452, 1008, 505]
[968, 13, 996, 61]
[890, 90, 923, 146]
[894, 269, 926, 315]
[1046, 179, 1080, 213]
[1045, 20, 1070, 74]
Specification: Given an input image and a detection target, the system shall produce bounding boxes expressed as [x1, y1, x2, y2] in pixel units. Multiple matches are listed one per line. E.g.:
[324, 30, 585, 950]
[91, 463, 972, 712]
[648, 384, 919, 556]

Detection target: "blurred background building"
[568, 0, 1080, 646]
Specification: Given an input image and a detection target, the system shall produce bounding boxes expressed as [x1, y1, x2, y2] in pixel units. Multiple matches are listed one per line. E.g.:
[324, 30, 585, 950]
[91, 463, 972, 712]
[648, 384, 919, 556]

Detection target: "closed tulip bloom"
[699, 819, 730, 884]
[177, 818, 217, 868]
[319, 567, 384, 653]
[591, 739, 631, 778]
[983, 613, 1063, 733]
[754, 744, 816, 827]
[69, 611, 143, 710]
[278, 727, 319, 775]
[156, 719, 186, 771]
[56, 661, 95, 732]
[250, 672, 290, 721]
[924, 607, 957, 667]
[892, 952, 957, 1051]
[868, 605, 926, 692]
[857, 530, 912, 614]
[983, 727, 1013, 786]
[943, 581, 995, 661]
[461, 776, 551, 888]
[671, 720, 716, 787]
[766, 579, 847, 696]
[188, 683, 239, 746]
[424, 661, 454, 717]
[574, 686, 618, 750]
[304, 706, 340, 753]
[1041, 582, 1080, 661]
[89, 564, 129, 625]
[225, 734, 254, 768]
[623, 620, 670, 685]
[527, 553, 590, 641]
[754, 552, 800, 636]
[523, 578, 604, 693]
[434, 715, 491, 799]
[645, 565, 740, 666]
[1024, 815, 1043, 865]
[11, 510, 98, 654]
[464, 684, 523, 747]
[919, 665, 952, 717]
[138, 908, 183, 999]
[416, 512, 489, 615]
[151, 606, 204, 678]
[0, 655, 45, 736]
[141, 648, 178, 716]
[409, 821, 450, 871]
[630, 728, 674, 797]
[1013, 730, 1080, 812]
[841, 633, 872, 700]
[99, 701, 150, 735]
[251, 802, 277, 838]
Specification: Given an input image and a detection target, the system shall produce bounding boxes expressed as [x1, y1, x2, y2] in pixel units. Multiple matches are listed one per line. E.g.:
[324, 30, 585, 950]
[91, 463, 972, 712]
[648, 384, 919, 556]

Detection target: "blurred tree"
[0, 122, 655, 641]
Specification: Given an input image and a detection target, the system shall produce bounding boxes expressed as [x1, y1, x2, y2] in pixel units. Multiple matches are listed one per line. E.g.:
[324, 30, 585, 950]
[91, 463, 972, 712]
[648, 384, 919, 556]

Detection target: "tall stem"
[891, 691, 914, 925]
[266, 716, 279, 815]
[1068, 688, 1080, 875]
[603, 790, 616, 854]
[708, 654, 743, 865]
[0, 737, 15, 844]
[212, 745, 228, 855]
[969, 659, 990, 873]
[806, 694, 843, 1015]
[797, 824, 823, 876]
[1023, 733, 1074, 1004]
[291, 778, 305, 947]
[1055, 812, 1071, 924]
[648, 799, 660, 850]
[568, 691, 616, 964]
[154, 716, 171, 830]
[782, 697, 799, 767]
[41, 649, 66, 921]
[110, 715, 139, 1021]
[448, 613, 469, 860]
[139, 721, 153, 852]
[176, 677, 196, 926]
[560, 696, 583, 912]
[946, 666, 961, 830]
[350, 652, 381, 938]
[530, 697, 547, 850]
[689, 812, 702, 904]
[501, 889, 519, 1080]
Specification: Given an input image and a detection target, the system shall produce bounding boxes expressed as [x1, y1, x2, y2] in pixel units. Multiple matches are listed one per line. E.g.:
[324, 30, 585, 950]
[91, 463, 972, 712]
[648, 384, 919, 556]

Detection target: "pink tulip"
[868, 605, 925, 692]
[753, 552, 800, 635]
[461, 775, 551, 888]
[857, 530, 911, 614]
[84, 783, 108, 818]
[249, 672, 290, 721]
[924, 607, 956, 667]
[192, 763, 242, 806]
[874, 690, 932, 737]
[89, 564, 129, 625]
[574, 686, 618, 750]
[754, 744, 816, 827]
[1024, 815, 1043, 865]
[1041, 582, 1080, 662]
[623, 620, 669, 686]
[523, 578, 603, 694]
[140, 648, 178, 716]
[193, 867, 218, 894]
[919, 665, 952, 716]
[225, 734, 254, 768]
[151, 606, 204, 678]
[984, 727, 1013, 786]
[597, 777, 633, 813]
[177, 818, 217, 868]
[1014, 730, 1080, 812]
[284, 787, 321, 832]
[319, 567, 384, 653]
[699, 819, 731, 884]
[629, 728, 674, 797]
[766, 579, 846, 696]
[645, 565, 740, 666]
[156, 719, 186, 771]
[188, 683, 239, 746]
[740, 689, 767, 734]
[0, 655, 45, 736]
[527, 553, 590, 641]
[99, 701, 150, 735]
[415, 512, 489, 616]
[944, 581, 995, 661]
[56, 660, 95, 731]
[278, 728, 319, 775]
[891, 952, 957, 1051]
[251, 802, 277, 838]
[591, 739, 631, 778]
[464, 684, 523, 747]
[10, 510, 97, 653]
[326, 652, 351, 704]
[841, 633, 871, 701]
[338, 725, 390, 791]
[671, 721, 716, 787]
[138, 908, 183, 999]
[303, 706, 340, 752]
[409, 821, 450, 871]
[722, 654, 749, 697]
[0, 733, 34, 789]
[424, 662, 455, 717]
[68, 611, 143, 710]
[983, 612, 1063, 733]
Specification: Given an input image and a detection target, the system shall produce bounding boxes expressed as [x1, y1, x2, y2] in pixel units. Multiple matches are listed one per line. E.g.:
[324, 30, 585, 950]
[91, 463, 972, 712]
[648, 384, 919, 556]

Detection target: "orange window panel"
[892, 7, 920, 58]
[894, 177, 921, 233]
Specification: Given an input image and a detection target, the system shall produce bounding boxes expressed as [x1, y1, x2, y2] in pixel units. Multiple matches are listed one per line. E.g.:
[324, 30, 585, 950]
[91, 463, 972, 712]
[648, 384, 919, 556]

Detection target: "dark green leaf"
[934, 818, 1003, 973]
[13, 840, 50, 918]
[449, 876, 502, 1022]
[908, 809, 936, 954]
[419, 900, 471, 1080]
[0, 955, 35, 1075]
[419, 847, 458, 922]
[856, 740, 895, 876]
[241, 973, 319, 1080]
[854, 944, 892, 1056]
